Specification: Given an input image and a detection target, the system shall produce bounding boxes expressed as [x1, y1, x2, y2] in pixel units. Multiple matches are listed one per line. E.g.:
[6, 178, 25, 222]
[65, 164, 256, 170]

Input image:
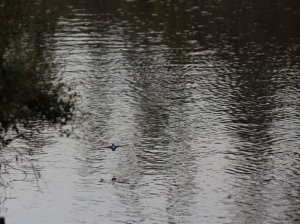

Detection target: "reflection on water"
[6, 0, 300, 223]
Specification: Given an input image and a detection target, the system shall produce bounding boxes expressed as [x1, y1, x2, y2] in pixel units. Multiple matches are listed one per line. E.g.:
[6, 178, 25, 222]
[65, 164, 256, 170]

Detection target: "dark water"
[6, 1, 300, 223]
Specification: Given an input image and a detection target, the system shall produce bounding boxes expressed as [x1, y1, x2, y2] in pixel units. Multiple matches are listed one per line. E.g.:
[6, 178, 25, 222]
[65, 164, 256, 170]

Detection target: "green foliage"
[0, 0, 76, 146]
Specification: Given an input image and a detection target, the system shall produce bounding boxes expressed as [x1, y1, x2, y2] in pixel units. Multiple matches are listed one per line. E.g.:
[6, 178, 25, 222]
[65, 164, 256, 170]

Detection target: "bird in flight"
[100, 143, 128, 151]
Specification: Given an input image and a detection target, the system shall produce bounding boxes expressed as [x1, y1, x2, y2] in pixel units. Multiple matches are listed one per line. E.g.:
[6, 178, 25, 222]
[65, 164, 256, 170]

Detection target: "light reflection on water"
[6, 1, 300, 224]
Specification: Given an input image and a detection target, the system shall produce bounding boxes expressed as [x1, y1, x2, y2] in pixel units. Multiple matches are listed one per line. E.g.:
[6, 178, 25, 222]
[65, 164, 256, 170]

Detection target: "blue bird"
[101, 143, 127, 151]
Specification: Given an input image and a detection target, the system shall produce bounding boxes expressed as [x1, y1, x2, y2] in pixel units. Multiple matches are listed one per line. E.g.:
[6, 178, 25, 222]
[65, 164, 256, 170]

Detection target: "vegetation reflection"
[0, 0, 77, 199]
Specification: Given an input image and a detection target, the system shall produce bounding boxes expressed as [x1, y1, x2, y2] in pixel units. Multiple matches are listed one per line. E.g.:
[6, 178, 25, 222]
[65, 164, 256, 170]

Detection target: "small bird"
[101, 143, 127, 151]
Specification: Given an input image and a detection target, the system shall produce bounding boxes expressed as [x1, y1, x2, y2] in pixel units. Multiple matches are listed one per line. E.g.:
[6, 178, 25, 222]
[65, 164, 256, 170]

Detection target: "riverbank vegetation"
[0, 0, 77, 194]
[0, 0, 76, 147]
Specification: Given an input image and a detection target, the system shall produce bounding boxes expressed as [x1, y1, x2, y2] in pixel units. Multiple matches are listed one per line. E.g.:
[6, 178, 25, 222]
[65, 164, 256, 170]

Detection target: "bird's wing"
[115, 144, 128, 147]
[99, 146, 112, 148]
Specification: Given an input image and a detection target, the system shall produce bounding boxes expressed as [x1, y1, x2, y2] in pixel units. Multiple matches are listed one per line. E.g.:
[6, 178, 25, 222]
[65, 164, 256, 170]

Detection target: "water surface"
[5, 1, 300, 223]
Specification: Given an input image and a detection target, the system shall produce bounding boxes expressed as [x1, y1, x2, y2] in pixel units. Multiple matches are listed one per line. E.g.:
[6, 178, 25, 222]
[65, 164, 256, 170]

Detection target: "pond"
[3, 0, 300, 223]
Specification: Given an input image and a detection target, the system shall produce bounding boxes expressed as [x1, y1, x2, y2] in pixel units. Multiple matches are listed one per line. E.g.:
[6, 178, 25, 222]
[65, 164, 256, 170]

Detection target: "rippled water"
[5, 1, 300, 223]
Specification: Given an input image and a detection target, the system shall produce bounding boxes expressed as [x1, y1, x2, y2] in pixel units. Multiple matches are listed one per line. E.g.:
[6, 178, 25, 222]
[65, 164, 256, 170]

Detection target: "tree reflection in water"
[0, 0, 77, 202]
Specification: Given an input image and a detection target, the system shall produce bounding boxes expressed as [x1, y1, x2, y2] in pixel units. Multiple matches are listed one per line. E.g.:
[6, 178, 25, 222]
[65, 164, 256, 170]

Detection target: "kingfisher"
[101, 143, 127, 151]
